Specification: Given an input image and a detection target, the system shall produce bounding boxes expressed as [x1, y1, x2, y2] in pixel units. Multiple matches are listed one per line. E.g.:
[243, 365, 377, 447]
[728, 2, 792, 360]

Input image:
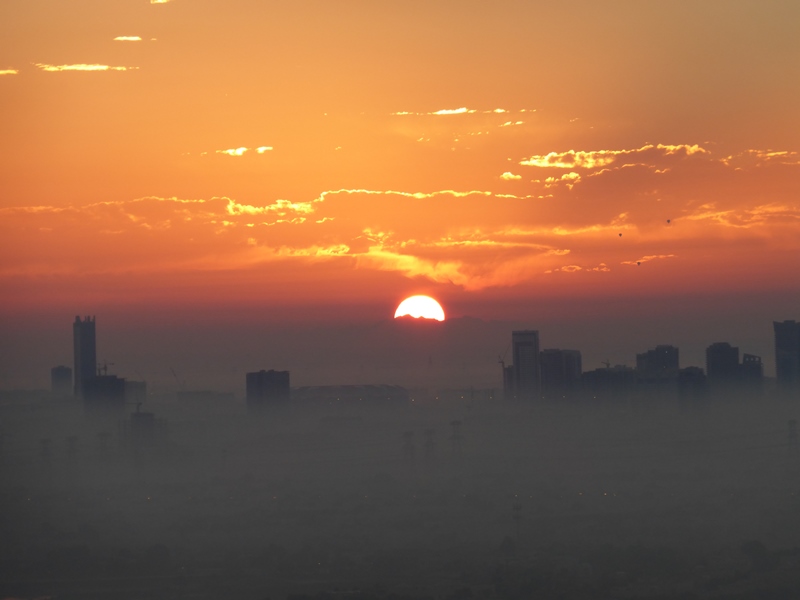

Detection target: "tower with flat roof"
[246, 369, 290, 410]
[512, 330, 540, 400]
[706, 342, 740, 384]
[774, 320, 800, 388]
[73, 316, 96, 398]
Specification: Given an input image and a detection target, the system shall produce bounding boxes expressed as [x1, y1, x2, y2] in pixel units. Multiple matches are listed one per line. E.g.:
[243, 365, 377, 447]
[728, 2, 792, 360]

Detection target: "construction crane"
[97, 360, 115, 376]
[170, 368, 186, 392]
[498, 341, 511, 371]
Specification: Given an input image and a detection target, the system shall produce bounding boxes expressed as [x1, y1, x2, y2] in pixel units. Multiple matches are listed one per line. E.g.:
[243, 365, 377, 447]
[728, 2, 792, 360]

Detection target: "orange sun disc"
[394, 295, 445, 321]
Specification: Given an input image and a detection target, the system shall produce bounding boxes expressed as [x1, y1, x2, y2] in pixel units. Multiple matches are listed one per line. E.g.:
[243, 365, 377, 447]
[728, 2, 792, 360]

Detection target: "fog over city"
[2, 313, 800, 599]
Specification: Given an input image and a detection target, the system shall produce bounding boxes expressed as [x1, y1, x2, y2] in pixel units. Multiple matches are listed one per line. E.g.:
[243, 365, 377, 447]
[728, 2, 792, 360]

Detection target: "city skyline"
[16, 313, 800, 396]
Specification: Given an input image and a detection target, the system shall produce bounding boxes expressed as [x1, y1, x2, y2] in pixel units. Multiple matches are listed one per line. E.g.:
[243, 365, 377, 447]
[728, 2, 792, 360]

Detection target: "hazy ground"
[2, 390, 800, 599]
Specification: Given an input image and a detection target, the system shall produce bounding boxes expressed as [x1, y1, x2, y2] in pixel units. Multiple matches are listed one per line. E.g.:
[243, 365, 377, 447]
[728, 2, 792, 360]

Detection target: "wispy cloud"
[543, 172, 581, 189]
[391, 107, 527, 116]
[216, 146, 273, 156]
[113, 36, 142, 42]
[621, 254, 676, 266]
[500, 172, 522, 181]
[721, 149, 800, 167]
[35, 63, 138, 72]
[521, 143, 708, 169]
[0, 69, 19, 76]
[217, 147, 248, 157]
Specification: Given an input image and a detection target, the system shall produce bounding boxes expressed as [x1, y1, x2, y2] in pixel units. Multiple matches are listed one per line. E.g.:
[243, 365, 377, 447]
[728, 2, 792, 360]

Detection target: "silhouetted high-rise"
[73, 316, 96, 398]
[511, 330, 540, 400]
[540, 349, 582, 397]
[246, 369, 290, 409]
[636, 345, 679, 381]
[774, 320, 800, 388]
[706, 342, 739, 383]
[741, 353, 763, 383]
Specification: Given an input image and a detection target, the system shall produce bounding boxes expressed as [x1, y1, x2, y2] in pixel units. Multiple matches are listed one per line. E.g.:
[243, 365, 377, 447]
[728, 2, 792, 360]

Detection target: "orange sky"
[1, 1, 799, 387]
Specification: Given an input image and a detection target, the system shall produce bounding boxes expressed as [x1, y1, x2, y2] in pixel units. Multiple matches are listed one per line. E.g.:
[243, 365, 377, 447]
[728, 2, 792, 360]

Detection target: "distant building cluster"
[501, 321, 800, 402]
[57, 316, 147, 411]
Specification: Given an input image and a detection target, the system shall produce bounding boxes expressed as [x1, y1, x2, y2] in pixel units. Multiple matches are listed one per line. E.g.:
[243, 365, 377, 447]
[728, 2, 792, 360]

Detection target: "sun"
[394, 295, 445, 321]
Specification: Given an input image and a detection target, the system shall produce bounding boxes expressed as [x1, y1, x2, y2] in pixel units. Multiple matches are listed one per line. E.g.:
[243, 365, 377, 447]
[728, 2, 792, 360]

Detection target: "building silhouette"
[741, 353, 763, 384]
[83, 374, 126, 410]
[774, 320, 800, 388]
[511, 330, 540, 400]
[706, 342, 740, 383]
[246, 369, 290, 409]
[540, 349, 582, 398]
[73, 316, 96, 398]
[636, 345, 679, 381]
[581, 364, 635, 401]
[50, 365, 72, 396]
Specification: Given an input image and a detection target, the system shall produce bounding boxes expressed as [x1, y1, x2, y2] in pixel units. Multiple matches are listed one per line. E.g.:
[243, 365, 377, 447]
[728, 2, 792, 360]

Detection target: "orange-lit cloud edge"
[2, 142, 798, 307]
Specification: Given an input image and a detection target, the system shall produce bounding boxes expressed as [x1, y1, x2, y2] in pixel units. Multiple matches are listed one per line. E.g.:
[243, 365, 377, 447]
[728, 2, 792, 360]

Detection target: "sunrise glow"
[394, 296, 446, 322]
[0, 1, 798, 382]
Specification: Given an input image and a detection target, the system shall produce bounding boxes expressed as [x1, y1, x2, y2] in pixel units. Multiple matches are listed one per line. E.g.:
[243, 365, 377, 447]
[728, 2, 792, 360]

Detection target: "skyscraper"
[636, 345, 679, 381]
[540, 348, 582, 397]
[246, 369, 291, 409]
[706, 342, 740, 383]
[73, 315, 96, 398]
[774, 320, 800, 387]
[512, 330, 540, 400]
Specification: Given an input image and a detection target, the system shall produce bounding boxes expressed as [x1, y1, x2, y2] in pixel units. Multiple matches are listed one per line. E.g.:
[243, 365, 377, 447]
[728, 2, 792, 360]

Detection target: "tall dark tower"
[774, 320, 800, 388]
[73, 316, 96, 398]
[512, 330, 540, 400]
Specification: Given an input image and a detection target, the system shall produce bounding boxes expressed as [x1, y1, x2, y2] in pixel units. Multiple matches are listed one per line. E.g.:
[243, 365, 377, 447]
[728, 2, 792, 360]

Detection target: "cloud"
[113, 36, 142, 42]
[216, 146, 273, 156]
[685, 203, 800, 229]
[226, 198, 316, 216]
[500, 172, 522, 181]
[545, 263, 611, 274]
[721, 149, 800, 167]
[35, 63, 138, 72]
[2, 163, 799, 294]
[217, 147, 248, 157]
[520, 143, 708, 169]
[391, 107, 518, 116]
[0, 69, 19, 76]
[621, 254, 676, 266]
[543, 172, 581, 189]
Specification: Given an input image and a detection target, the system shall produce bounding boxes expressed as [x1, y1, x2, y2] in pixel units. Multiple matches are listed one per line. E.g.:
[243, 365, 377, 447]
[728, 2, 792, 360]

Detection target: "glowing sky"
[1, 1, 799, 386]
